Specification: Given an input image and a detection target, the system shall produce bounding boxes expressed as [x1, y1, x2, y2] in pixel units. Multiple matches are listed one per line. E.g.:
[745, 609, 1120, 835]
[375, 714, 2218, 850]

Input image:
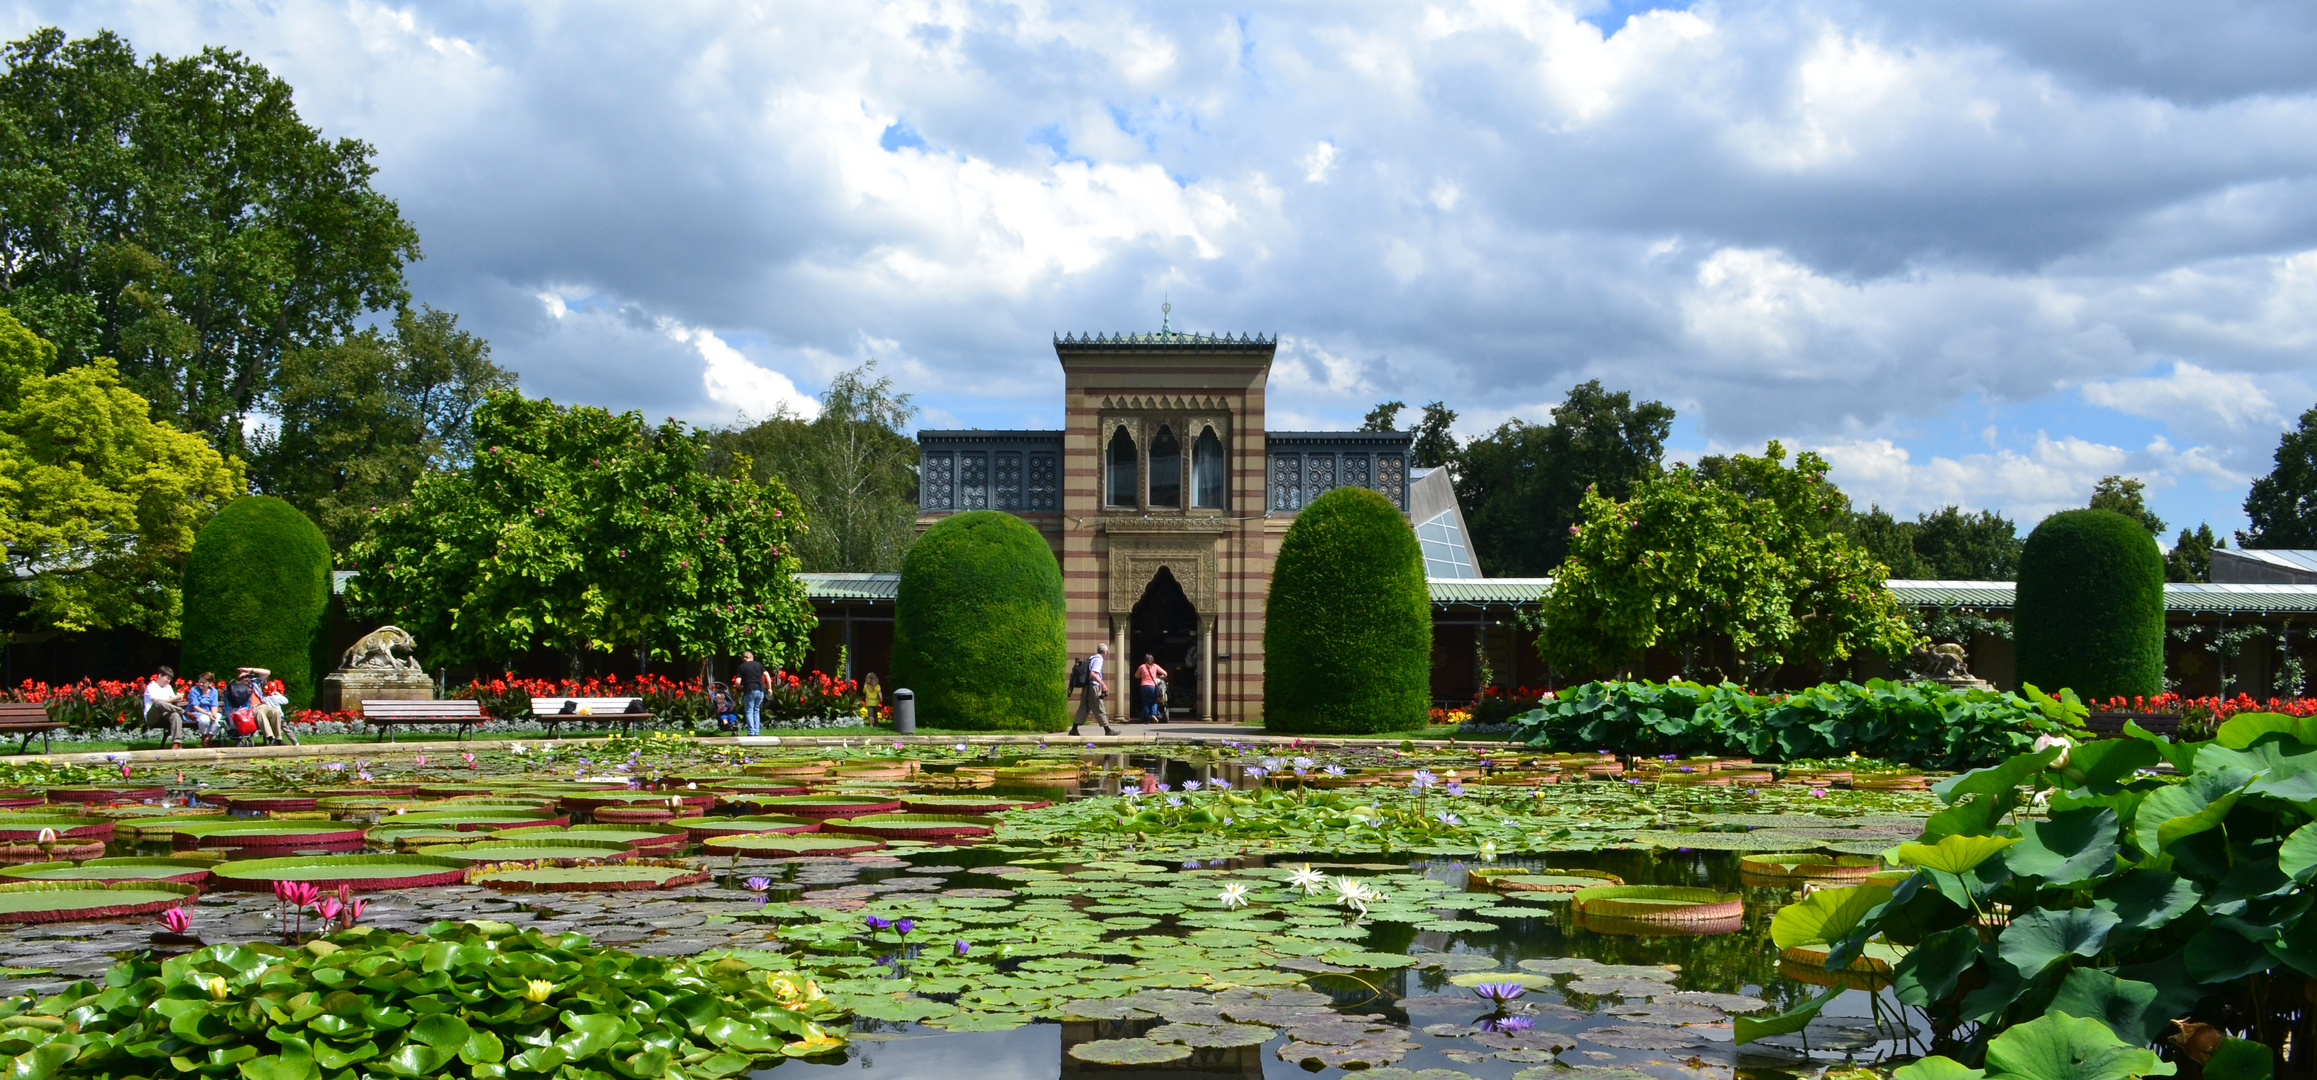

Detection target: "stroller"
[708, 683, 740, 733]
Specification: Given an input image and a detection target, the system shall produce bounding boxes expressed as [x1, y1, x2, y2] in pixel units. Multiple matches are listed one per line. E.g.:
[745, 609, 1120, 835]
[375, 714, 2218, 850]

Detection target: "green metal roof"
[798, 573, 899, 602]
[2162, 583, 2317, 613]
[1885, 580, 2020, 609]
[1427, 578, 1551, 605]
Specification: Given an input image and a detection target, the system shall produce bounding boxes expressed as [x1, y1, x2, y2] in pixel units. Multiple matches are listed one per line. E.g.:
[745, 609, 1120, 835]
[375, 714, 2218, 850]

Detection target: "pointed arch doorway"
[1129, 567, 1201, 721]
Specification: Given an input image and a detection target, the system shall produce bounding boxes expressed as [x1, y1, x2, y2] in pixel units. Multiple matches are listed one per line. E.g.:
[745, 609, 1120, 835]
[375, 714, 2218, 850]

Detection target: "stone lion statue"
[342, 626, 421, 672]
[1915, 642, 1972, 681]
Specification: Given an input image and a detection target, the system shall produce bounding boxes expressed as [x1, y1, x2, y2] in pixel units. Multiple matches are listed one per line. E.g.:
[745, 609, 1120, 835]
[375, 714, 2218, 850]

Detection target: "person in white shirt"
[1069, 644, 1117, 737]
[144, 668, 185, 749]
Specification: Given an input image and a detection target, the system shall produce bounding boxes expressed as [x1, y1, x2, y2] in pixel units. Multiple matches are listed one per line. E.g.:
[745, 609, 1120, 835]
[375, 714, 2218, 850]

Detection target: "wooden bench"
[362, 699, 487, 742]
[529, 697, 655, 738]
[0, 703, 61, 754]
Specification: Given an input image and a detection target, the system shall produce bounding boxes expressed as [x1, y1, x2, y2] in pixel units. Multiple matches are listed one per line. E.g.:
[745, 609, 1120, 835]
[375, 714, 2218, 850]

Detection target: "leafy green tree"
[1357, 401, 1405, 432]
[1536, 442, 1916, 682]
[1456, 380, 1674, 576]
[0, 307, 241, 646]
[2240, 404, 2317, 548]
[0, 28, 419, 452]
[2165, 522, 2222, 583]
[180, 496, 331, 706]
[2089, 474, 2165, 536]
[709, 361, 918, 572]
[890, 511, 1068, 731]
[1845, 504, 2025, 580]
[1265, 486, 1432, 734]
[349, 391, 811, 675]
[251, 306, 514, 552]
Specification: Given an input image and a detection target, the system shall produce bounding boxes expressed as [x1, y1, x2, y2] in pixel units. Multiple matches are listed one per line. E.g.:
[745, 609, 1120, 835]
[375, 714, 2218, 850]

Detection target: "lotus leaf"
[2000, 908, 2122, 978]
[1981, 1012, 2177, 1080]
[1770, 883, 1895, 948]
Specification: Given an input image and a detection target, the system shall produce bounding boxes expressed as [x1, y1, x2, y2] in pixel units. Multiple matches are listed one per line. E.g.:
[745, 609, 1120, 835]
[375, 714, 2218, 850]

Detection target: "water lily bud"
[523, 979, 555, 1003]
[207, 976, 229, 1001]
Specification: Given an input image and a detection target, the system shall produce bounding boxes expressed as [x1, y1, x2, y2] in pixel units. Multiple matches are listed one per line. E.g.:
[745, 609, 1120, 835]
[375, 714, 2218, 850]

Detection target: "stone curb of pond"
[13, 726, 1480, 765]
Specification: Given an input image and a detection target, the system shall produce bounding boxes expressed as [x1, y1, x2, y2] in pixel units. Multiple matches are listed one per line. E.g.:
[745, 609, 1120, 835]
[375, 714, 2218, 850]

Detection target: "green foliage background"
[2015, 508, 2165, 702]
[180, 496, 333, 706]
[891, 511, 1068, 731]
[1264, 485, 1432, 734]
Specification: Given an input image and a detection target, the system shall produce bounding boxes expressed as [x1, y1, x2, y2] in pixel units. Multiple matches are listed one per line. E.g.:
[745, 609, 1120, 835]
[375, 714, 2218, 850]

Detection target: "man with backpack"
[1068, 644, 1117, 737]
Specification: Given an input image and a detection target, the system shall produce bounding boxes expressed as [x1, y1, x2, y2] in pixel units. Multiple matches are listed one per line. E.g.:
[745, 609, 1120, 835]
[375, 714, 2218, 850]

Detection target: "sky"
[10, 0, 2317, 540]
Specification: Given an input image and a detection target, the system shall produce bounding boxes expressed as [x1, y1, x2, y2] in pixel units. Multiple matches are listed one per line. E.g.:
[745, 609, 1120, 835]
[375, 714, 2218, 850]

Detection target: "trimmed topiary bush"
[180, 496, 333, 707]
[891, 510, 1068, 731]
[2014, 508, 2164, 701]
[1264, 485, 1432, 734]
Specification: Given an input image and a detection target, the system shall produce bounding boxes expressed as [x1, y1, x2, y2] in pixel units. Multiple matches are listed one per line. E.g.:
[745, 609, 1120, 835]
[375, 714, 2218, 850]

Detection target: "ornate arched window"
[1193, 428, 1226, 508]
[1107, 427, 1139, 508]
[1148, 427, 1182, 508]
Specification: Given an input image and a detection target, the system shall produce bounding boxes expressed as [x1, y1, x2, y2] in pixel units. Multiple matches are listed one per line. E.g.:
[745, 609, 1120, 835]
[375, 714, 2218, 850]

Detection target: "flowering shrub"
[4, 679, 146, 732]
[1427, 708, 1470, 726]
[1468, 685, 1549, 726]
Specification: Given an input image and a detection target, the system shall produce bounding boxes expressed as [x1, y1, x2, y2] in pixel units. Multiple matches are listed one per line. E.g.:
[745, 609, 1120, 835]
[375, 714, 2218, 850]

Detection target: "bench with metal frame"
[0, 703, 61, 754]
[361, 699, 487, 742]
[528, 697, 655, 738]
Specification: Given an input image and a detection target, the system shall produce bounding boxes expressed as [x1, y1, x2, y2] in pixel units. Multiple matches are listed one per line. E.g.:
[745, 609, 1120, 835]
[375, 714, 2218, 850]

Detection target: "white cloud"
[659, 320, 820, 421]
[2079, 361, 2280, 432]
[1811, 432, 2246, 524]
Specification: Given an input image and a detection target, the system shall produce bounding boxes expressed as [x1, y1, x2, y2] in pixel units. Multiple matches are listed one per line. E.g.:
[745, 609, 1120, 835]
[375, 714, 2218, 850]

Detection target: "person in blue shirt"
[183, 673, 220, 745]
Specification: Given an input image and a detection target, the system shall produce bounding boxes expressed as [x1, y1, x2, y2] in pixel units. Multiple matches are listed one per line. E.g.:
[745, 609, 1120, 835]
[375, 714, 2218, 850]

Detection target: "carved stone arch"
[1108, 540, 1219, 616]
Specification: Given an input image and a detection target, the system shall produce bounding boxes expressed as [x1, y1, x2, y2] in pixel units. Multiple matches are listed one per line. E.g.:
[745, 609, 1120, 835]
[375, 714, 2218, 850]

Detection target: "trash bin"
[892, 689, 915, 735]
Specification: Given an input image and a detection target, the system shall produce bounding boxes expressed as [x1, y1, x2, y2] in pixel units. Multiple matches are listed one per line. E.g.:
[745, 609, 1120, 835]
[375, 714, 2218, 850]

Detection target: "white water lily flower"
[1217, 882, 1251, 909]
[1331, 876, 1378, 915]
[1288, 864, 1327, 895]
[1479, 841, 1499, 862]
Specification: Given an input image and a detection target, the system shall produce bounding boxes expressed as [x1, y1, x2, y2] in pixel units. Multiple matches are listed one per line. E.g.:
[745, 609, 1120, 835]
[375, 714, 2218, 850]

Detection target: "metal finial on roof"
[1161, 296, 1172, 335]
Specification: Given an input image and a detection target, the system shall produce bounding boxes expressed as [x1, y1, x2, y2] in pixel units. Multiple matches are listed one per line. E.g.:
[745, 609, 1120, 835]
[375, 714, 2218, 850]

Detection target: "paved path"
[15, 723, 1483, 766]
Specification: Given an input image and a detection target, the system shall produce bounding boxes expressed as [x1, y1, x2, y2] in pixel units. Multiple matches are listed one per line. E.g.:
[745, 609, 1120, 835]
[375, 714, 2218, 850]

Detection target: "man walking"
[1069, 644, 1117, 737]
[735, 651, 768, 736]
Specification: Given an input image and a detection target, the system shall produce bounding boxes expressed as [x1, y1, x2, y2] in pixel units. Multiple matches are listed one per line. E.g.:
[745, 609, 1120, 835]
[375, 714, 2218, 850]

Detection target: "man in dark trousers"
[735, 651, 769, 736]
[1069, 644, 1117, 737]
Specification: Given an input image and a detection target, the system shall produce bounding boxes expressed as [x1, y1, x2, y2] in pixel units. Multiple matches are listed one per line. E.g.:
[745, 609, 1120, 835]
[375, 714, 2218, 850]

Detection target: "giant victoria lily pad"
[377, 810, 567, 830]
[1739, 853, 1886, 887]
[745, 795, 904, 819]
[0, 815, 114, 841]
[0, 857, 215, 886]
[209, 854, 471, 890]
[169, 820, 368, 849]
[899, 795, 1050, 814]
[559, 791, 716, 814]
[491, 823, 687, 849]
[821, 813, 998, 840]
[1572, 886, 1744, 923]
[413, 838, 639, 864]
[669, 815, 821, 840]
[469, 859, 710, 892]
[43, 785, 164, 804]
[703, 833, 886, 857]
[219, 792, 319, 813]
[0, 880, 195, 923]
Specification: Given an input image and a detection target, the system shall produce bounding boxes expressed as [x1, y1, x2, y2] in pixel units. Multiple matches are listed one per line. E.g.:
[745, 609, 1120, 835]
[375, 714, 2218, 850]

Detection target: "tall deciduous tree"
[1536, 442, 1916, 682]
[2241, 405, 2317, 548]
[2166, 523, 2222, 583]
[1456, 380, 1674, 576]
[710, 361, 918, 573]
[2089, 475, 2166, 536]
[0, 28, 419, 452]
[1358, 399, 1457, 468]
[349, 391, 812, 674]
[1357, 401, 1405, 432]
[0, 307, 241, 645]
[1843, 505, 2024, 580]
[251, 306, 515, 552]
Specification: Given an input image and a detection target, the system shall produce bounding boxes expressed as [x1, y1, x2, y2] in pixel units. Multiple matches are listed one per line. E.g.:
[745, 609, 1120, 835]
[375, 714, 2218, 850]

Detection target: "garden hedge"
[179, 496, 334, 707]
[890, 510, 1069, 731]
[1264, 485, 1432, 734]
[2014, 508, 2165, 702]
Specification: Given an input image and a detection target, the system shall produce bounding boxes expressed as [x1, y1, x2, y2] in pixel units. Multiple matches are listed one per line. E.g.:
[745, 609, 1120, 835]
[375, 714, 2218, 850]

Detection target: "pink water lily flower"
[159, 907, 192, 935]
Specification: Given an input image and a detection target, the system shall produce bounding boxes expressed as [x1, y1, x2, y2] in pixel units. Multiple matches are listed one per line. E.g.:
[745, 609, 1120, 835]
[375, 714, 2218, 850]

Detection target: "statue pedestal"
[1929, 675, 1998, 694]
[322, 670, 436, 712]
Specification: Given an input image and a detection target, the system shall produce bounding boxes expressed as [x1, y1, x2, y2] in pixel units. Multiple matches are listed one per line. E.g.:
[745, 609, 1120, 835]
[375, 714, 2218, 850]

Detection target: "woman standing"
[1134, 654, 1167, 724]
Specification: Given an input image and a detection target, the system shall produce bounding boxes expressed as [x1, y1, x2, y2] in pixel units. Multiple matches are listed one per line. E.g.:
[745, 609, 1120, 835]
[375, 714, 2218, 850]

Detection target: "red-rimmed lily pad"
[0, 841, 106, 864]
[375, 810, 567, 830]
[221, 793, 319, 813]
[745, 795, 902, 819]
[0, 857, 215, 886]
[1777, 941, 1905, 990]
[702, 833, 886, 857]
[1572, 886, 1744, 923]
[169, 820, 369, 849]
[899, 795, 1050, 814]
[469, 859, 710, 892]
[700, 781, 810, 797]
[0, 791, 46, 809]
[558, 791, 716, 814]
[0, 880, 195, 923]
[209, 854, 471, 891]
[369, 826, 478, 849]
[43, 786, 164, 804]
[492, 823, 687, 849]
[0, 815, 115, 842]
[590, 807, 677, 825]
[741, 761, 833, 780]
[313, 785, 421, 798]
[822, 813, 998, 840]
[669, 815, 820, 841]
[413, 838, 638, 864]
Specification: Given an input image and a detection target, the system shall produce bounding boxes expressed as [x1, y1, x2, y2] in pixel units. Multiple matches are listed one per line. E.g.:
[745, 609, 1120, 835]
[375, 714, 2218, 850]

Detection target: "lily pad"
[0, 815, 114, 841]
[471, 860, 711, 892]
[900, 796, 1049, 814]
[0, 880, 195, 923]
[822, 814, 999, 840]
[0, 858, 215, 886]
[489, 823, 688, 849]
[412, 839, 639, 865]
[669, 814, 821, 840]
[210, 854, 472, 890]
[703, 834, 886, 857]
[1579, 1025, 1705, 1050]
[746, 795, 905, 819]
[1147, 1022, 1276, 1048]
[168, 820, 368, 849]
[1067, 1038, 1193, 1065]
[1572, 885, 1744, 922]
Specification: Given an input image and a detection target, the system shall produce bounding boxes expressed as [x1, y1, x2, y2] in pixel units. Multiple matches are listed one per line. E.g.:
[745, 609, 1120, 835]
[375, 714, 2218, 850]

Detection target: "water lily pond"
[0, 741, 1950, 1080]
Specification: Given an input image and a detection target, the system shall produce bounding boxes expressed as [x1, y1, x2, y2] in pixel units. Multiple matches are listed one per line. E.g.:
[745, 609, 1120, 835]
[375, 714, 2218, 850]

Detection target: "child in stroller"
[709, 682, 740, 733]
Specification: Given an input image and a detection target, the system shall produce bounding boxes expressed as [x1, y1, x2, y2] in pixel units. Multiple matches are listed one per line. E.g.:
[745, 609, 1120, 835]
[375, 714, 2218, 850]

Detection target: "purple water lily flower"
[954, 939, 971, 956]
[864, 915, 892, 931]
[1182, 780, 1202, 791]
[1468, 981, 1529, 1005]
[894, 918, 915, 935]
[744, 876, 773, 892]
[1481, 1015, 1535, 1033]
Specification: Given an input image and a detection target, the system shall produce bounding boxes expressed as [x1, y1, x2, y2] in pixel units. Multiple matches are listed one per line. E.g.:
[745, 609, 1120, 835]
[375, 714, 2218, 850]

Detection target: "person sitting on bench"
[144, 668, 186, 749]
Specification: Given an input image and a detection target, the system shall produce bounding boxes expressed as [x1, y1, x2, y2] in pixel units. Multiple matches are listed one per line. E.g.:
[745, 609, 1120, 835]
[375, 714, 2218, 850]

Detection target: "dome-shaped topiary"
[180, 496, 334, 707]
[1264, 485, 1432, 734]
[2014, 508, 2165, 702]
[890, 511, 1068, 731]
